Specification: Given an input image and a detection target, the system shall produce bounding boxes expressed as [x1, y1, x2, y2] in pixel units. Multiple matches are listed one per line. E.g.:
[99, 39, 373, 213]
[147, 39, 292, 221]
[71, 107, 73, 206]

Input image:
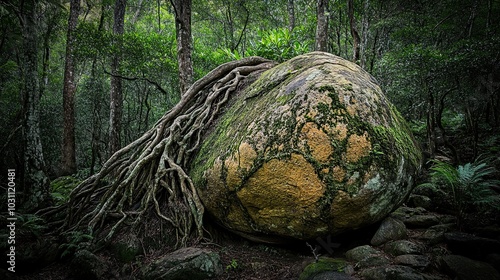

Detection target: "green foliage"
[226, 258, 240, 271]
[218, 28, 311, 62]
[420, 157, 500, 223]
[58, 231, 94, 259]
[50, 176, 81, 205]
[16, 214, 48, 237]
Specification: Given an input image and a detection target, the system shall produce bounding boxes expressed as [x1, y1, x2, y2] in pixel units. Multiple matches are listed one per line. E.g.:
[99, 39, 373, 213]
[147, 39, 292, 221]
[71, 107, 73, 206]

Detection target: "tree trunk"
[109, 0, 126, 157]
[315, 0, 328, 52]
[170, 0, 193, 95]
[360, 0, 370, 68]
[287, 0, 295, 32]
[347, 0, 361, 62]
[61, 0, 80, 175]
[20, 0, 51, 211]
[89, 3, 107, 175]
[425, 81, 437, 157]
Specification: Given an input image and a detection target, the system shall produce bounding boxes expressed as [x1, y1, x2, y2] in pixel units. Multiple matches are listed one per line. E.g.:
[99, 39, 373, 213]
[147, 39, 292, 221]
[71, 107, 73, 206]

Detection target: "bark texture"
[347, 0, 361, 62]
[61, 0, 80, 175]
[315, 0, 328, 51]
[171, 0, 193, 95]
[20, 0, 51, 210]
[109, 0, 127, 156]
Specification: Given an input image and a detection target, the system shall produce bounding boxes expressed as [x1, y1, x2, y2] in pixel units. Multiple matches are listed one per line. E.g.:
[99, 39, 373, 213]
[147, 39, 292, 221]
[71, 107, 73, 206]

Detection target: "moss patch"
[299, 257, 349, 280]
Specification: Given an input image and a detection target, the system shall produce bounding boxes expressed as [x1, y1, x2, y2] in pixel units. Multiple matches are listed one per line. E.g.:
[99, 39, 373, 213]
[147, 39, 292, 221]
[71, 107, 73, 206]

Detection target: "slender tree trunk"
[360, 0, 370, 68]
[170, 0, 193, 95]
[425, 81, 437, 157]
[109, 0, 126, 157]
[131, 0, 144, 25]
[89, 3, 107, 175]
[61, 0, 80, 175]
[20, 0, 51, 210]
[315, 0, 328, 52]
[347, 0, 361, 62]
[287, 0, 295, 32]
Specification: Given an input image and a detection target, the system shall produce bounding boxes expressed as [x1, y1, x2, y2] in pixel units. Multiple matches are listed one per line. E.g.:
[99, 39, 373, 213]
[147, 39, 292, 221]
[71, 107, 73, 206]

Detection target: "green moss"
[299, 257, 348, 280]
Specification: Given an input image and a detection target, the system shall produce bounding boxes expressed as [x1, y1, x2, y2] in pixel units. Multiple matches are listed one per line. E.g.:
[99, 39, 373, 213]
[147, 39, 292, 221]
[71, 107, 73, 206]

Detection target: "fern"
[421, 156, 500, 225]
[58, 231, 94, 259]
[17, 214, 47, 237]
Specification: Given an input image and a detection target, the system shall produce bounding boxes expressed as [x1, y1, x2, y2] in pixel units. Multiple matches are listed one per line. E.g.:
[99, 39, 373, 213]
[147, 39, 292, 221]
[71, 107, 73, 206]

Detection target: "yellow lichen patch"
[300, 122, 333, 162]
[224, 142, 258, 189]
[333, 123, 348, 141]
[236, 153, 326, 237]
[329, 190, 373, 230]
[332, 166, 346, 182]
[346, 97, 357, 116]
[225, 203, 254, 233]
[346, 132, 371, 163]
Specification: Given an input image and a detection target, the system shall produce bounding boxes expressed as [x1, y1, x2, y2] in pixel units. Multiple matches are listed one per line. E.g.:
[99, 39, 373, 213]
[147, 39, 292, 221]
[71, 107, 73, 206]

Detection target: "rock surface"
[190, 52, 421, 242]
[141, 247, 222, 280]
[440, 255, 500, 280]
[371, 217, 408, 246]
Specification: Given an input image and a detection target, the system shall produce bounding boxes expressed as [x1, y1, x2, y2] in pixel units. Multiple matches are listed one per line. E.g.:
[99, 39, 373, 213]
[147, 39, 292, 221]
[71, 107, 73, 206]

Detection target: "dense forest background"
[1, 0, 499, 210]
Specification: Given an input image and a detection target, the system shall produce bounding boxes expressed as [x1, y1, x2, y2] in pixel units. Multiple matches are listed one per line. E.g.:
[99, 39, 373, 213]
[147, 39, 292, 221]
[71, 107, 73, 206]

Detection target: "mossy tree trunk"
[20, 0, 51, 211]
[61, 0, 80, 176]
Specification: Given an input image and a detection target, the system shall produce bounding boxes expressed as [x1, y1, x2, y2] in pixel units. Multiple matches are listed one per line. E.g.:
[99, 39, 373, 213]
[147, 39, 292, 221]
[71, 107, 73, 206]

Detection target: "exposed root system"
[53, 57, 275, 247]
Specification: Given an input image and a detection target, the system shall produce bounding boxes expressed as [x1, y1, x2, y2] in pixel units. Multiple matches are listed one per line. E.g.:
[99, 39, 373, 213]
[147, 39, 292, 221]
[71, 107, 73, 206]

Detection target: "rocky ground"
[4, 186, 500, 280]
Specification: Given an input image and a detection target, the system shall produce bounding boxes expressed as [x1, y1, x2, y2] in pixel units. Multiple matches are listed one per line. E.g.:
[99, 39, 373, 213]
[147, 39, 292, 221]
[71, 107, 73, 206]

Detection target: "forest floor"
[9, 205, 500, 280]
[13, 235, 312, 280]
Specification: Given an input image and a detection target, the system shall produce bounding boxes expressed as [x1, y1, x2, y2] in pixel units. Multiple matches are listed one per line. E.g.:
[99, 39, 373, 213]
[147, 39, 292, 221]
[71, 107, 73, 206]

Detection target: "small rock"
[360, 265, 426, 280]
[345, 245, 381, 262]
[371, 217, 408, 246]
[70, 249, 110, 280]
[110, 233, 141, 262]
[142, 247, 222, 280]
[486, 253, 500, 270]
[408, 195, 432, 209]
[438, 215, 457, 225]
[309, 271, 357, 280]
[471, 225, 500, 239]
[299, 257, 349, 280]
[384, 240, 424, 256]
[357, 255, 391, 268]
[403, 215, 441, 228]
[428, 223, 455, 232]
[394, 254, 431, 270]
[440, 254, 500, 280]
[444, 231, 500, 259]
[391, 206, 427, 220]
[416, 228, 445, 245]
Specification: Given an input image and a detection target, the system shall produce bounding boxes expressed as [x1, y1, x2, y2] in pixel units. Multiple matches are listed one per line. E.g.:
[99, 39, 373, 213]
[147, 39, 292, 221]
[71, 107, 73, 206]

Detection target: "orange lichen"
[332, 166, 346, 182]
[300, 122, 333, 162]
[333, 123, 348, 141]
[330, 190, 373, 230]
[346, 132, 371, 163]
[236, 153, 326, 235]
[225, 142, 257, 189]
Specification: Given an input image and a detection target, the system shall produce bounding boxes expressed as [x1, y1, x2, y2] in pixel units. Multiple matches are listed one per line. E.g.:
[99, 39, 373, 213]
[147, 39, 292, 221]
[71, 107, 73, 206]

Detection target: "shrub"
[420, 156, 500, 226]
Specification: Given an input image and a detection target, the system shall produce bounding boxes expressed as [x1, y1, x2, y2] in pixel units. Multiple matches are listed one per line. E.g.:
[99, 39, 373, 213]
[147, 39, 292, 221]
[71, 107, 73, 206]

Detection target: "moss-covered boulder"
[190, 52, 421, 242]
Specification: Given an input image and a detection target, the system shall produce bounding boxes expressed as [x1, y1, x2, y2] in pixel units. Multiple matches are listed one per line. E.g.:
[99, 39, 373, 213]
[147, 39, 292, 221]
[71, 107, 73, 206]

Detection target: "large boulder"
[190, 52, 421, 242]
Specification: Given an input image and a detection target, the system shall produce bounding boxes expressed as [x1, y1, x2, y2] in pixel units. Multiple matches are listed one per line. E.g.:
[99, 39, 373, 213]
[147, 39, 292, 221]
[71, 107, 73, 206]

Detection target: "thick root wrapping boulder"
[190, 52, 421, 242]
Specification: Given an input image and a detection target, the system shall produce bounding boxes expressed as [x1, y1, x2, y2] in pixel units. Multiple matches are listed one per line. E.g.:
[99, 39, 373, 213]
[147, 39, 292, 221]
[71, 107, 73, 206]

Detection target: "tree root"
[54, 57, 276, 247]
